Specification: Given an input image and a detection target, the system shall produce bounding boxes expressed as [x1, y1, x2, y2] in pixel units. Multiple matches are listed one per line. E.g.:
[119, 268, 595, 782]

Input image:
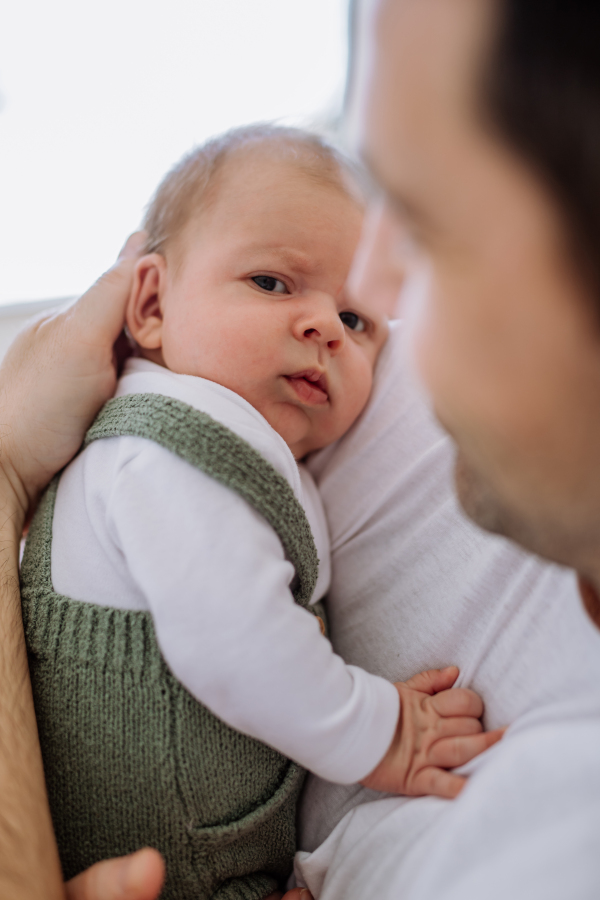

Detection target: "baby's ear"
[126, 253, 167, 350]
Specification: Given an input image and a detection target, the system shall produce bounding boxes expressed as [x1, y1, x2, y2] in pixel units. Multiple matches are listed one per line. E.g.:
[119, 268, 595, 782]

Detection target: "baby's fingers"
[402, 666, 459, 695]
[429, 727, 505, 769]
[411, 766, 467, 800]
[436, 715, 483, 739]
[430, 687, 483, 719]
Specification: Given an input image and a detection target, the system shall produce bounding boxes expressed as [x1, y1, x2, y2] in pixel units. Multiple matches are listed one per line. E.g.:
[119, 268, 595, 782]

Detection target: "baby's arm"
[106, 442, 499, 796]
[106, 440, 398, 785]
[360, 666, 504, 799]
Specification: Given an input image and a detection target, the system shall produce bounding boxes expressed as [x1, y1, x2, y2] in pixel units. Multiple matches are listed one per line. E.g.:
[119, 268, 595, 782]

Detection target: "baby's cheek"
[349, 357, 374, 415]
[161, 316, 199, 373]
[333, 368, 373, 440]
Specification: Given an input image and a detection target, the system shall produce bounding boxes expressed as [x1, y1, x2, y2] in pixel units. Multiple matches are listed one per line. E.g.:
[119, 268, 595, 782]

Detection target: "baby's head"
[127, 125, 388, 458]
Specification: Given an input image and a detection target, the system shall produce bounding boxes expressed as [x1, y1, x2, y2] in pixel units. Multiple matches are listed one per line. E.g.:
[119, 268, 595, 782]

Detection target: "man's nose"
[292, 295, 346, 355]
[346, 197, 405, 318]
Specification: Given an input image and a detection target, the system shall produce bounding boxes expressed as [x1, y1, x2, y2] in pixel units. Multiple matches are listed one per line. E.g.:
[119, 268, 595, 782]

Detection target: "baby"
[22, 126, 486, 900]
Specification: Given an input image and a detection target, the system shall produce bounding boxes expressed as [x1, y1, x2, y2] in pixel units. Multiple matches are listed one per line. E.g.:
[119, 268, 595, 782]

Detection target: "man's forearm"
[0, 495, 64, 899]
[0, 234, 165, 900]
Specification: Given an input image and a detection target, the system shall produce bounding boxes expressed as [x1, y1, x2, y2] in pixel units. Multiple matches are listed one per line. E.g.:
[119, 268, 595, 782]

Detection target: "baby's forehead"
[176, 150, 364, 257]
[144, 126, 366, 264]
[207, 144, 363, 211]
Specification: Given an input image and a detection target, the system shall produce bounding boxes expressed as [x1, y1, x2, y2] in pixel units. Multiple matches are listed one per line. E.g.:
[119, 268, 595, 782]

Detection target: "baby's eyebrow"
[243, 245, 317, 275]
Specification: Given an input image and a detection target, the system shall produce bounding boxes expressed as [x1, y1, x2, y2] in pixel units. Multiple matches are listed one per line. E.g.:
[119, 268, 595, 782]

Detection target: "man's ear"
[126, 254, 168, 350]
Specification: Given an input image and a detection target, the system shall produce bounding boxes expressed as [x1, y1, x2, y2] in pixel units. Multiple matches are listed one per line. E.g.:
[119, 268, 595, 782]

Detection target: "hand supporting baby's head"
[126, 124, 388, 458]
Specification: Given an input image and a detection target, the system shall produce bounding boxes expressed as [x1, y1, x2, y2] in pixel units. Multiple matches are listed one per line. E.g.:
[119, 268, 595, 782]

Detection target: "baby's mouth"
[284, 369, 329, 405]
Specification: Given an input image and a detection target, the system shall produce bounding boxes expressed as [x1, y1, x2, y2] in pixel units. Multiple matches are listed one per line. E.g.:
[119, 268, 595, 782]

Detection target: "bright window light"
[0, 0, 348, 305]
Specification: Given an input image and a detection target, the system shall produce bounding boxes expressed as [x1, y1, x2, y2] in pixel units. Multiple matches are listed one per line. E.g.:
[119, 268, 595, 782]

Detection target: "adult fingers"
[117, 232, 148, 261]
[411, 766, 466, 800]
[71, 231, 146, 348]
[0, 231, 148, 508]
[64, 849, 165, 900]
[401, 666, 459, 695]
[280, 890, 314, 900]
[428, 728, 505, 769]
[430, 687, 483, 718]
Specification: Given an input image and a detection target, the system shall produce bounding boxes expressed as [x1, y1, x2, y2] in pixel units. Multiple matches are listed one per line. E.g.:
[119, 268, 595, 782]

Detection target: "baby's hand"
[361, 666, 504, 800]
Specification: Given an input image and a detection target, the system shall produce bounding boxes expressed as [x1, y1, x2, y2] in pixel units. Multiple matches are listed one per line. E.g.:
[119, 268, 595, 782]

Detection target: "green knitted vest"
[21, 393, 323, 900]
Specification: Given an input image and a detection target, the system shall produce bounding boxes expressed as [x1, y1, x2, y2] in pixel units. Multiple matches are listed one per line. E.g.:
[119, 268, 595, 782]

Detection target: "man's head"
[127, 126, 387, 459]
[354, 0, 600, 595]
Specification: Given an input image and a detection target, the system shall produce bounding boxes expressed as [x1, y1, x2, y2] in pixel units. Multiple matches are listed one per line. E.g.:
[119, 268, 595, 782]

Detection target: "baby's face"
[132, 155, 388, 457]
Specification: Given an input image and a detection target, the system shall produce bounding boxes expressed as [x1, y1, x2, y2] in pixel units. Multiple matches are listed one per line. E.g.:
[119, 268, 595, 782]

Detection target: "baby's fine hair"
[142, 123, 363, 257]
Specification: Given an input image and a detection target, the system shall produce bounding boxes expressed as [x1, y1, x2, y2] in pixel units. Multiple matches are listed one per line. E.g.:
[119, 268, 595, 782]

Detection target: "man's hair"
[486, 1, 600, 292]
[143, 123, 362, 257]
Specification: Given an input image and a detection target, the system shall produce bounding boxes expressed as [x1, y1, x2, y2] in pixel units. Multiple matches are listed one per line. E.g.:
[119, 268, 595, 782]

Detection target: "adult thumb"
[64, 848, 165, 900]
[72, 231, 147, 348]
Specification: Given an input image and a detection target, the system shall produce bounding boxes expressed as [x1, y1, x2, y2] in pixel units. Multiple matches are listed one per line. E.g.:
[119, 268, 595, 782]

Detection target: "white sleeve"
[106, 441, 399, 784]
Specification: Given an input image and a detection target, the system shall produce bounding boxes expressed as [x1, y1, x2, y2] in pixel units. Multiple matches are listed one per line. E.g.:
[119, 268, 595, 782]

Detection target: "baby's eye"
[252, 275, 288, 294]
[339, 311, 367, 333]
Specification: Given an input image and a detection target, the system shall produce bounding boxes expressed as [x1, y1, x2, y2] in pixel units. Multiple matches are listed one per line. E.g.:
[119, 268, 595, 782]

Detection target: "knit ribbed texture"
[21, 393, 321, 900]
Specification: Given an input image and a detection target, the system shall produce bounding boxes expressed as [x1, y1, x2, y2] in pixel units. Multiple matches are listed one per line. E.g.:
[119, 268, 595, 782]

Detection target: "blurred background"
[0, 0, 349, 328]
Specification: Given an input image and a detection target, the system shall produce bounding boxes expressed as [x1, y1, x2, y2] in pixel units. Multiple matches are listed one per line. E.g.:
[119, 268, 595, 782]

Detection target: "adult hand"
[0, 237, 146, 900]
[0, 231, 145, 528]
[65, 849, 165, 900]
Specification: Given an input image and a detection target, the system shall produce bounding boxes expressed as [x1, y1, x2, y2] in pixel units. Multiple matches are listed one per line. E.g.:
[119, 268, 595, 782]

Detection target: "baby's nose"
[297, 298, 346, 352]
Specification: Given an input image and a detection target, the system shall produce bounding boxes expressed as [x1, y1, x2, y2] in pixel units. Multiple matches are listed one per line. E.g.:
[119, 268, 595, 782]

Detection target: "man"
[295, 0, 600, 896]
[362, 0, 600, 606]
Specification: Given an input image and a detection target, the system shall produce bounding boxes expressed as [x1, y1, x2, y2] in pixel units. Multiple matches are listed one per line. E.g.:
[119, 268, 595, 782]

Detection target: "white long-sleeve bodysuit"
[51, 358, 399, 784]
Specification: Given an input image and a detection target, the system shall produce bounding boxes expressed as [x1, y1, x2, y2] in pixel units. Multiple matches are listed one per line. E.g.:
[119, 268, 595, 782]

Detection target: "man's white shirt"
[296, 320, 600, 899]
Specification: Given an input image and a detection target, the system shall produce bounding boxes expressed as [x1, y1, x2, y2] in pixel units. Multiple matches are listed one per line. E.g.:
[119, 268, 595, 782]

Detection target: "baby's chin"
[279, 418, 350, 461]
[285, 399, 373, 458]
[280, 429, 327, 461]
[262, 408, 330, 460]
[258, 394, 367, 459]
